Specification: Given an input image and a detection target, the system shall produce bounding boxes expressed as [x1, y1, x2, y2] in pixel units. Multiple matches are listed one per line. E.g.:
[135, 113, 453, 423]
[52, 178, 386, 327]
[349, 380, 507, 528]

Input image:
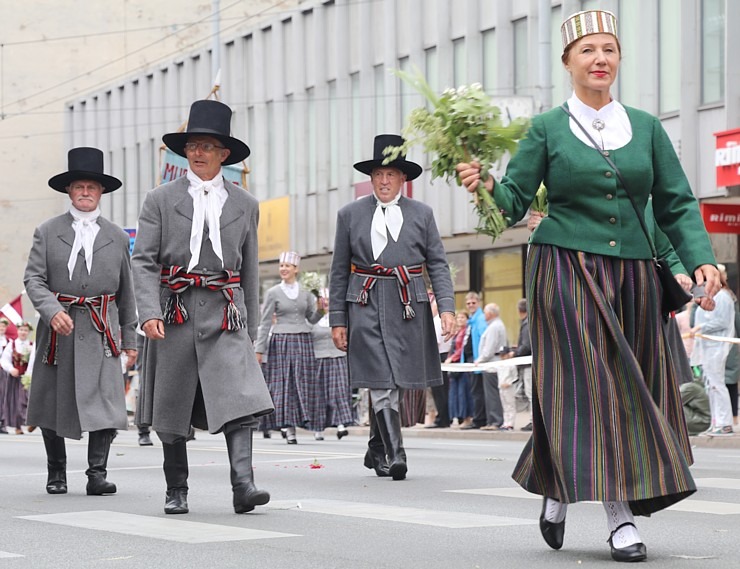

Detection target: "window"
[287, 95, 296, 194]
[550, 6, 567, 104]
[307, 87, 317, 193]
[453, 37, 466, 87]
[266, 101, 275, 196]
[658, 0, 681, 113]
[701, 0, 725, 104]
[513, 18, 528, 96]
[374, 64, 385, 134]
[616, 0, 639, 107]
[399, 56, 412, 129]
[328, 80, 339, 189]
[425, 47, 439, 102]
[351, 72, 363, 183]
[482, 28, 497, 95]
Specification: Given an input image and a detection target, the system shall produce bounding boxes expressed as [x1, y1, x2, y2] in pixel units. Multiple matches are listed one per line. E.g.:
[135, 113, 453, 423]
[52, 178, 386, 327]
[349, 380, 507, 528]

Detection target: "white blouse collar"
[567, 92, 632, 151]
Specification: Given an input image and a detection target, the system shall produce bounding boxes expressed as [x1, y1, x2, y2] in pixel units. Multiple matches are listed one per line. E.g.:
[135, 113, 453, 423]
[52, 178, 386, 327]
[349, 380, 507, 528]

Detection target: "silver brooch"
[592, 118, 605, 131]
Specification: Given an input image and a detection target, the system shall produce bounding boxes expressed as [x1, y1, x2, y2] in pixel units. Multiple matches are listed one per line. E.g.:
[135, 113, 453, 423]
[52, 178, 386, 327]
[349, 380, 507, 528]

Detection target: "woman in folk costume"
[0, 321, 35, 435]
[310, 288, 353, 440]
[457, 10, 719, 562]
[0, 318, 10, 434]
[132, 100, 274, 515]
[255, 252, 325, 443]
[24, 147, 138, 496]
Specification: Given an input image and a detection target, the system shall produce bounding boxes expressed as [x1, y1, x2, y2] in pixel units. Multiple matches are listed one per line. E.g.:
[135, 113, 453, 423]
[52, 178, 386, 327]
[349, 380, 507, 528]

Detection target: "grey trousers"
[481, 372, 503, 427]
[157, 415, 259, 444]
[369, 389, 400, 413]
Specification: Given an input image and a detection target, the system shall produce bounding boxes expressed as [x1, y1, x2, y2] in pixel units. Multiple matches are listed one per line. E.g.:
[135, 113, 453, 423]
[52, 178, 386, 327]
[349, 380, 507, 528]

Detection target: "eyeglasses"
[184, 142, 226, 153]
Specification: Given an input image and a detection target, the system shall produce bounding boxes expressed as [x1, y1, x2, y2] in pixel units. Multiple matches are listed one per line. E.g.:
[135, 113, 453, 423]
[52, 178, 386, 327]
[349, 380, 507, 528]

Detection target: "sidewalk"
[342, 410, 740, 449]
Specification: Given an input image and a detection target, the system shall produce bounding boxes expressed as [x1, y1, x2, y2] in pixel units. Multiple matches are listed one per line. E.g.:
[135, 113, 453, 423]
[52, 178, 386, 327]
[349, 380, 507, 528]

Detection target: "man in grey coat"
[329, 134, 455, 480]
[132, 100, 274, 515]
[25, 147, 138, 496]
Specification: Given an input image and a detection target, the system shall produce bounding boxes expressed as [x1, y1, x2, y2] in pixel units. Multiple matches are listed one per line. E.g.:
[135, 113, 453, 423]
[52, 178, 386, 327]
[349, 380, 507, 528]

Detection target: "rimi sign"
[715, 128, 740, 188]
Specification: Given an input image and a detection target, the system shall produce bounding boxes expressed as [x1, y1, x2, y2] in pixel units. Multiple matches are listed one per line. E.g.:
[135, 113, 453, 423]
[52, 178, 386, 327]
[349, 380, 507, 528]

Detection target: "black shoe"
[0, 426, 7, 434]
[286, 438, 297, 445]
[521, 422, 533, 432]
[337, 428, 349, 440]
[608, 523, 647, 562]
[539, 497, 565, 550]
[165, 488, 189, 514]
[262, 431, 271, 439]
[138, 433, 153, 446]
[460, 424, 480, 430]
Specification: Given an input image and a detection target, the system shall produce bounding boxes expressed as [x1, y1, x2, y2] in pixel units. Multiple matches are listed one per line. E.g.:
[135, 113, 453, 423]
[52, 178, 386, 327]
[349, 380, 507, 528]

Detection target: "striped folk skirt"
[261, 333, 319, 431]
[316, 356, 354, 428]
[512, 245, 695, 516]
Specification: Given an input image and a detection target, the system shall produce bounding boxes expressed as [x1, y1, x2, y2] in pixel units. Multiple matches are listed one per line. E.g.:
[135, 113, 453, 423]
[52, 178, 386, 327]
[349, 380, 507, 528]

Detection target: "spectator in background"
[460, 292, 489, 430]
[426, 294, 451, 429]
[0, 318, 9, 434]
[474, 303, 506, 430]
[503, 299, 533, 431]
[446, 311, 473, 427]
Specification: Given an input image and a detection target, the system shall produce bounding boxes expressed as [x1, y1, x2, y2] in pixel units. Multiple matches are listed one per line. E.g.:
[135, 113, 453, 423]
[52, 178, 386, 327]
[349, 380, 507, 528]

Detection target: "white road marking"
[0, 551, 24, 558]
[695, 478, 740, 491]
[447, 486, 740, 515]
[266, 499, 537, 528]
[18, 511, 299, 543]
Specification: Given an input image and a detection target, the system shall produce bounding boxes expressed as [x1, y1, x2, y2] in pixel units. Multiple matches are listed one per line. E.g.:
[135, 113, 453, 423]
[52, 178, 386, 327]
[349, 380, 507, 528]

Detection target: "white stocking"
[603, 501, 641, 548]
[544, 497, 567, 523]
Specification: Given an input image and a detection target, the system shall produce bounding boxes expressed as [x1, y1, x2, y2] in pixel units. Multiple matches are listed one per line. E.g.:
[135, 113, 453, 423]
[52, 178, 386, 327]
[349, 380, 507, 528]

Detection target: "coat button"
[78, 335, 84, 340]
[609, 240, 616, 247]
[609, 217, 616, 224]
[605, 171, 612, 178]
[606, 194, 613, 200]
[603, 151, 610, 157]
[81, 284, 88, 290]
[199, 300, 205, 306]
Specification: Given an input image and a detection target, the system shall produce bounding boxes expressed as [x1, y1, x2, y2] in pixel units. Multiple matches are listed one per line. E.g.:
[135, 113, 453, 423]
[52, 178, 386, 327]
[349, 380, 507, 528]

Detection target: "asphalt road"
[1, 427, 737, 568]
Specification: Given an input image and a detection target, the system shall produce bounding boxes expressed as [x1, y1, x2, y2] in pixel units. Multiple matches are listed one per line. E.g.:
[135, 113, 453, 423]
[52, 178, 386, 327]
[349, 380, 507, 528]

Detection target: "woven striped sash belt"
[44, 292, 119, 365]
[352, 263, 424, 320]
[160, 266, 245, 332]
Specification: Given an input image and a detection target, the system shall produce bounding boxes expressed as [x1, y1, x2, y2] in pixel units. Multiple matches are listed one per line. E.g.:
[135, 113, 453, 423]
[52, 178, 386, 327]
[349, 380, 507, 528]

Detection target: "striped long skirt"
[512, 245, 695, 516]
[316, 356, 354, 428]
[261, 333, 319, 431]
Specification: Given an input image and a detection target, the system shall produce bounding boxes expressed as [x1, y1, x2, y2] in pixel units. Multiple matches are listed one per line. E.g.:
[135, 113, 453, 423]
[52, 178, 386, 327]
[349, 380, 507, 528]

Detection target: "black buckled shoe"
[608, 522, 647, 562]
[539, 497, 565, 550]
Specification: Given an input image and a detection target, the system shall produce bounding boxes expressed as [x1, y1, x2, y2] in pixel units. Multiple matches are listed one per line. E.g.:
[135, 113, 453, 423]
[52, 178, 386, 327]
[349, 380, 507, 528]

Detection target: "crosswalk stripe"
[447, 487, 740, 515]
[0, 552, 24, 558]
[18, 511, 299, 543]
[695, 478, 740, 491]
[266, 499, 537, 528]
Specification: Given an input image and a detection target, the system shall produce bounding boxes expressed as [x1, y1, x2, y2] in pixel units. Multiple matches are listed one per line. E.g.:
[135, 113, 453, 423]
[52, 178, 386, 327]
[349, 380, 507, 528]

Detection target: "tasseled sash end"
[163, 293, 189, 325]
[222, 300, 246, 331]
[402, 303, 416, 320]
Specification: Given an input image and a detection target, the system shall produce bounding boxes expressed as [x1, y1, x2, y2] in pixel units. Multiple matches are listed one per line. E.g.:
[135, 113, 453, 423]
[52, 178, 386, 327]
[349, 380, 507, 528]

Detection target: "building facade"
[64, 0, 738, 341]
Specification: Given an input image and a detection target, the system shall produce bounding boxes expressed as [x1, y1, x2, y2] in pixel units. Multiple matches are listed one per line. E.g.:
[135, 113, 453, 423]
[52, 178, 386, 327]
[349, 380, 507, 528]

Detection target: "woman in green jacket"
[458, 9, 719, 564]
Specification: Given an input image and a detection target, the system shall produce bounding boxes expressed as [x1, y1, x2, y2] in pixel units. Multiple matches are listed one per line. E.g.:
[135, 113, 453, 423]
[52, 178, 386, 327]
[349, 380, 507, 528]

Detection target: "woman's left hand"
[674, 273, 693, 292]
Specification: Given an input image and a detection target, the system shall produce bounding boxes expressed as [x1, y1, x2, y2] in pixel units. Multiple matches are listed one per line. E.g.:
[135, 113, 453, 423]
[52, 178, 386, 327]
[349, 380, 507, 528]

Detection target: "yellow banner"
[258, 196, 291, 261]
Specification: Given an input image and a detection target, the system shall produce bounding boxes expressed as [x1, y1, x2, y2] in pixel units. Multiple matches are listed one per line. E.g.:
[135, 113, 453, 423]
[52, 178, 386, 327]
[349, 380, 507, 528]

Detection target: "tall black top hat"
[48, 147, 122, 194]
[353, 134, 422, 181]
[162, 100, 250, 166]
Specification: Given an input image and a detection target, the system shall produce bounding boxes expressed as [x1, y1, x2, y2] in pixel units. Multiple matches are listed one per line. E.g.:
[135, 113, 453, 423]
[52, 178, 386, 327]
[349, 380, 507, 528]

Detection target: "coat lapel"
[220, 180, 248, 229]
[172, 177, 194, 221]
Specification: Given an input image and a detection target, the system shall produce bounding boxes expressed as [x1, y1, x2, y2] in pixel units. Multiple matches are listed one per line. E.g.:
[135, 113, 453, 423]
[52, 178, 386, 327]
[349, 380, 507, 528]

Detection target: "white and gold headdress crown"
[561, 10, 618, 51]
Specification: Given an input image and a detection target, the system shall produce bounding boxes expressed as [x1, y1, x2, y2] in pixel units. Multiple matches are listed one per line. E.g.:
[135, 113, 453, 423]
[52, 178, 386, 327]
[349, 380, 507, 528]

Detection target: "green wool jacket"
[493, 104, 716, 273]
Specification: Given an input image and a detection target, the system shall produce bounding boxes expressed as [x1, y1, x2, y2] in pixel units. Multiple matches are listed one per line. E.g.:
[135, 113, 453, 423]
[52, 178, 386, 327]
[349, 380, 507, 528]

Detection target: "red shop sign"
[715, 128, 740, 188]
[702, 202, 740, 234]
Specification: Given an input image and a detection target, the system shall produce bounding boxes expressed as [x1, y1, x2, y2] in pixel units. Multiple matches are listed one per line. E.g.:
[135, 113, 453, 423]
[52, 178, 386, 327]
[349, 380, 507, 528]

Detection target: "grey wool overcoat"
[329, 194, 455, 390]
[131, 176, 274, 437]
[24, 213, 137, 439]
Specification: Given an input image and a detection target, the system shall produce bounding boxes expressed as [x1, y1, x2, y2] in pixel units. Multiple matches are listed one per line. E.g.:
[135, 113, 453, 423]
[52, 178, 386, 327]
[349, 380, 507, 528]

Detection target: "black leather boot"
[137, 426, 153, 446]
[225, 427, 270, 514]
[363, 414, 390, 477]
[376, 409, 407, 480]
[85, 430, 117, 495]
[41, 428, 67, 494]
[162, 440, 189, 514]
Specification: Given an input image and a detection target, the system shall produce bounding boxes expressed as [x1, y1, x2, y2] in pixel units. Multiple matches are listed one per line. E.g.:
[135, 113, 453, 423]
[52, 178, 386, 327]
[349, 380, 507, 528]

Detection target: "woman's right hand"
[255, 352, 263, 365]
[456, 162, 493, 194]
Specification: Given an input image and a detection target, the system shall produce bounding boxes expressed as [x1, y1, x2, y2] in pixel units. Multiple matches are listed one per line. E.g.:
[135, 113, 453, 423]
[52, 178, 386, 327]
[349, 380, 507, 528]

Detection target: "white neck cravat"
[186, 169, 227, 272]
[280, 280, 300, 300]
[567, 92, 632, 151]
[68, 206, 101, 280]
[371, 193, 403, 260]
